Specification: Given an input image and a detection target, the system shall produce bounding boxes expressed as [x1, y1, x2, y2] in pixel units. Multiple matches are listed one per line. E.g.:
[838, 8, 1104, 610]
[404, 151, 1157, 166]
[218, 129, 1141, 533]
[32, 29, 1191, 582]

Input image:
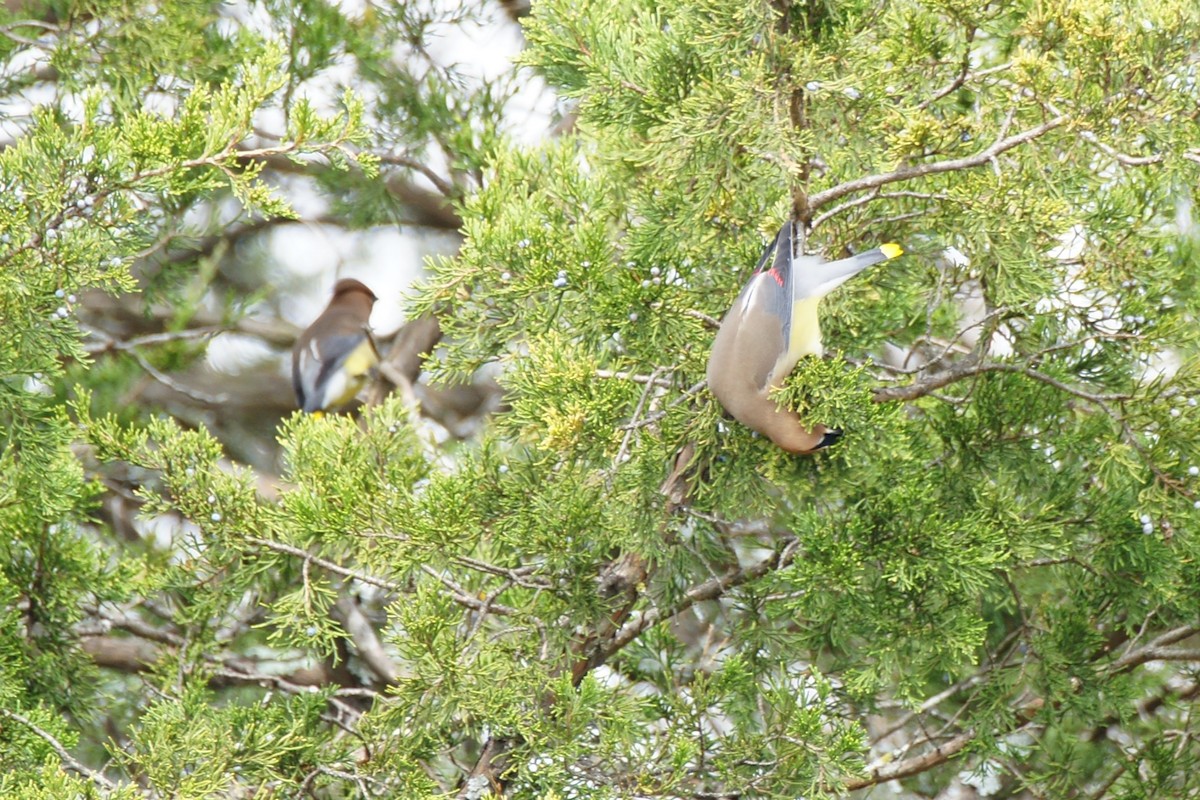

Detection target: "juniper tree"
[2, 0, 1200, 799]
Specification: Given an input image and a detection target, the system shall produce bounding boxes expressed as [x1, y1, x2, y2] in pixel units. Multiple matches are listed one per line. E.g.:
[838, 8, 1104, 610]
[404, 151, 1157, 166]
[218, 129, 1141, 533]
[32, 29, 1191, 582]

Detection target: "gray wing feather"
[294, 330, 370, 412]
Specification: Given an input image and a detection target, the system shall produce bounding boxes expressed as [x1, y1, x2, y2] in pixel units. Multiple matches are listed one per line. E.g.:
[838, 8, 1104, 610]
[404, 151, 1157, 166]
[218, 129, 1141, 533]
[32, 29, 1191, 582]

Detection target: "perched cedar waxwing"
[292, 278, 380, 414]
[707, 222, 902, 453]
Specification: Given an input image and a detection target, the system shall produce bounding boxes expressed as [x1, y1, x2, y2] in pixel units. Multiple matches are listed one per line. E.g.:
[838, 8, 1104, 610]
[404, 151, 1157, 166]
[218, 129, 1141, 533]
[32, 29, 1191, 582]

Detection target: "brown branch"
[251, 538, 518, 617]
[376, 152, 456, 198]
[384, 170, 463, 229]
[569, 553, 649, 685]
[1109, 623, 1200, 673]
[808, 115, 1067, 212]
[1077, 131, 1164, 167]
[457, 736, 514, 799]
[368, 313, 442, 406]
[595, 369, 676, 388]
[80, 634, 162, 672]
[89, 604, 184, 647]
[618, 379, 708, 431]
[247, 149, 462, 229]
[872, 357, 1127, 405]
[79, 289, 302, 347]
[913, 43, 1008, 112]
[82, 326, 223, 356]
[844, 730, 975, 791]
[843, 619, 1197, 794]
[452, 555, 552, 590]
[684, 308, 722, 329]
[80, 633, 342, 689]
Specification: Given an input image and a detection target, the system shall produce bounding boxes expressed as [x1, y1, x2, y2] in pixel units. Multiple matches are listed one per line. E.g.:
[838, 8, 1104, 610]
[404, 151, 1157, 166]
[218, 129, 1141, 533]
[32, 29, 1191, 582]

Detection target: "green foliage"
[110, 681, 334, 793]
[3, 0, 1200, 797]
[416, 0, 1200, 795]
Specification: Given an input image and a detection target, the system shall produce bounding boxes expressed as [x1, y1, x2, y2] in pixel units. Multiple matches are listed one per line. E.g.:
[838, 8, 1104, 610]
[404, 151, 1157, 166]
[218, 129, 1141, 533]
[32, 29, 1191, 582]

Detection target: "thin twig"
[810, 189, 954, 228]
[595, 369, 675, 388]
[419, 565, 519, 617]
[874, 357, 1128, 405]
[601, 537, 799, 662]
[451, 555, 551, 590]
[246, 536, 402, 592]
[618, 380, 708, 431]
[0, 709, 118, 790]
[844, 729, 978, 790]
[1077, 130, 1163, 166]
[684, 308, 722, 329]
[128, 347, 230, 405]
[83, 326, 224, 355]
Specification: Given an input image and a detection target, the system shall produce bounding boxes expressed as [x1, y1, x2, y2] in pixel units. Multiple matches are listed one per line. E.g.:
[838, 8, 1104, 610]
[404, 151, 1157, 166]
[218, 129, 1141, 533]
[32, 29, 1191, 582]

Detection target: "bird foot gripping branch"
[706, 221, 902, 453]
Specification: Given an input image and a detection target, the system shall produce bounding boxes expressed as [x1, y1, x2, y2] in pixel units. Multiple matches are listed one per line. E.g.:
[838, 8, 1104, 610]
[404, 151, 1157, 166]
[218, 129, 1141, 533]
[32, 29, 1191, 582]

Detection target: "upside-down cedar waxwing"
[292, 278, 380, 414]
[707, 221, 902, 453]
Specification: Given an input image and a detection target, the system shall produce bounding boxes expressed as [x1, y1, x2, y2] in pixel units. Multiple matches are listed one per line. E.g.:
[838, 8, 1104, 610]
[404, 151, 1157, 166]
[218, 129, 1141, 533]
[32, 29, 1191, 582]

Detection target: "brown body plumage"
[707, 222, 902, 452]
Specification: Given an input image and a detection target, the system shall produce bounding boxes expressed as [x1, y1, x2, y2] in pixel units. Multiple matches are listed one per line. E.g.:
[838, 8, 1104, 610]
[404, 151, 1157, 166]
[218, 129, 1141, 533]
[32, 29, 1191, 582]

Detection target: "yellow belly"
[788, 297, 824, 362]
[322, 338, 378, 410]
[343, 338, 379, 377]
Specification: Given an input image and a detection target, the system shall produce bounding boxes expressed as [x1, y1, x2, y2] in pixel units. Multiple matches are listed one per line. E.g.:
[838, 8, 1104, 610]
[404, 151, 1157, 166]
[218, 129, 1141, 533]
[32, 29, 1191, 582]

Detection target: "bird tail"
[818, 242, 904, 285]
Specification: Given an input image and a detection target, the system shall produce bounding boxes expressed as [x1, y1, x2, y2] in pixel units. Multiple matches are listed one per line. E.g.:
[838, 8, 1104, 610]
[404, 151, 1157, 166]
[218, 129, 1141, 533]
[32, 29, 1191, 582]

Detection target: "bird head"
[332, 278, 378, 304]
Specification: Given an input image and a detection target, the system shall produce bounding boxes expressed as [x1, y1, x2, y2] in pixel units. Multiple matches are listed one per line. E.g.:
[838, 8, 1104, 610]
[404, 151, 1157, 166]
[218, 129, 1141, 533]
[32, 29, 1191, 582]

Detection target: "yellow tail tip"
[880, 243, 904, 259]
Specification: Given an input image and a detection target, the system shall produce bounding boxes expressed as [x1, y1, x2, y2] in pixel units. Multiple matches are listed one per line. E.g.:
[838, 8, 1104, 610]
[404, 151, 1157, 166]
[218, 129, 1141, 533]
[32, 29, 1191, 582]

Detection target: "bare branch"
[917, 61, 1011, 111]
[89, 604, 184, 647]
[845, 730, 975, 791]
[81, 633, 348, 692]
[684, 308, 722, 329]
[82, 326, 223, 355]
[615, 366, 668, 469]
[452, 555, 552, 590]
[810, 189, 953, 229]
[618, 379, 708, 431]
[873, 357, 1127, 405]
[1077, 130, 1164, 167]
[457, 737, 513, 799]
[808, 116, 1067, 212]
[80, 634, 162, 672]
[376, 152, 456, 198]
[1110, 624, 1200, 673]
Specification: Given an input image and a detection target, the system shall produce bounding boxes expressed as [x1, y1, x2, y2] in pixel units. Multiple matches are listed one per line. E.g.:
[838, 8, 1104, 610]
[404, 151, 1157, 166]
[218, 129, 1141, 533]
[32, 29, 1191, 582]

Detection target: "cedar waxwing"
[707, 222, 902, 453]
[292, 278, 380, 414]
